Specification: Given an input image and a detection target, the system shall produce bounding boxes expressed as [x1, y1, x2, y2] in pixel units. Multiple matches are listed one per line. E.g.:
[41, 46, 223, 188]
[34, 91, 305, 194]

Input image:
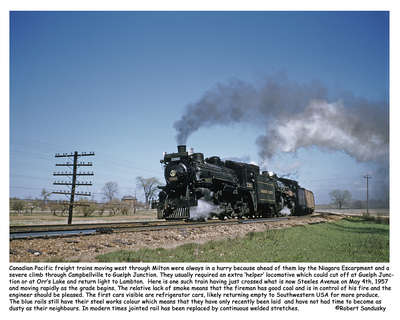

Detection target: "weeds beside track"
[97, 217, 389, 262]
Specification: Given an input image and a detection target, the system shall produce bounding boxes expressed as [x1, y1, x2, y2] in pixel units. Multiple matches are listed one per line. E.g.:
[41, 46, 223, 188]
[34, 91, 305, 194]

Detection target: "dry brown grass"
[9, 209, 158, 226]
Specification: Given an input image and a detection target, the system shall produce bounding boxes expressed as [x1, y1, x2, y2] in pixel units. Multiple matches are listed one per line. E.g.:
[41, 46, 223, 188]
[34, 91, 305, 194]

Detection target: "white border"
[2, 2, 397, 320]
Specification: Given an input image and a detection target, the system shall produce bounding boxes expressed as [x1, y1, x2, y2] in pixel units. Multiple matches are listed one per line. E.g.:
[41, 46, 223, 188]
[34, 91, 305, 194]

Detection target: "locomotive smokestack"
[177, 145, 186, 153]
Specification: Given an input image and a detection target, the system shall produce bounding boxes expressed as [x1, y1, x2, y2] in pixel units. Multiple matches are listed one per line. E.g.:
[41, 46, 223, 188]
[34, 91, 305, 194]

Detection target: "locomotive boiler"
[156, 145, 315, 220]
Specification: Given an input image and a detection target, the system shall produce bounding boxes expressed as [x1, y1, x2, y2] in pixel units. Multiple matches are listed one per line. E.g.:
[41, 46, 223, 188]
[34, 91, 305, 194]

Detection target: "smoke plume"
[174, 75, 389, 164]
[256, 100, 388, 162]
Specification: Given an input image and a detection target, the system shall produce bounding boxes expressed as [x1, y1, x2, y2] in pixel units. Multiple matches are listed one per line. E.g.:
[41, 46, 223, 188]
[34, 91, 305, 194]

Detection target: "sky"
[9, 11, 389, 204]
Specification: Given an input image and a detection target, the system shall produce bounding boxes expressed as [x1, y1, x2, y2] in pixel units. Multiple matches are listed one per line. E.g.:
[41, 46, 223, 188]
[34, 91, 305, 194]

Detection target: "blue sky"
[10, 11, 389, 204]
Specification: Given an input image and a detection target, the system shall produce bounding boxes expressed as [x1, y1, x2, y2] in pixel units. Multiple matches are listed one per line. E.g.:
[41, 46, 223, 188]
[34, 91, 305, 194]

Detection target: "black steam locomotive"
[156, 145, 315, 220]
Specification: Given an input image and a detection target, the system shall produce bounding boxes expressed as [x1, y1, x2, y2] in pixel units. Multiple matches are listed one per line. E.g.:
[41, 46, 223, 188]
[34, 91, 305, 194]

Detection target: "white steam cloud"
[256, 100, 388, 162]
[189, 199, 219, 220]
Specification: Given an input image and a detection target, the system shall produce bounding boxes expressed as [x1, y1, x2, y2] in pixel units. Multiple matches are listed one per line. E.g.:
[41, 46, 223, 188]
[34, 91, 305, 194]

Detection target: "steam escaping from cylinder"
[280, 206, 291, 216]
[189, 199, 219, 220]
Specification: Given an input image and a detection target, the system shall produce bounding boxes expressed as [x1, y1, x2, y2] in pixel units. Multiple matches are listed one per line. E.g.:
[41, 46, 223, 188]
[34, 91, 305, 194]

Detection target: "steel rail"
[10, 220, 175, 234]
[10, 213, 326, 240]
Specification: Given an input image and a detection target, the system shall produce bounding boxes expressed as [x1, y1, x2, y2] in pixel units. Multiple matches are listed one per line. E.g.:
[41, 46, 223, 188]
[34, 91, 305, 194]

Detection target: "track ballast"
[9, 215, 327, 240]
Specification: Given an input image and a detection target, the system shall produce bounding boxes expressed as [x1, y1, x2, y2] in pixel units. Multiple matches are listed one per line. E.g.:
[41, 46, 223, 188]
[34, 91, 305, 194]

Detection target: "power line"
[11, 138, 161, 176]
[364, 175, 372, 215]
[10, 174, 52, 181]
[53, 151, 95, 225]
[11, 146, 161, 177]
[10, 185, 57, 191]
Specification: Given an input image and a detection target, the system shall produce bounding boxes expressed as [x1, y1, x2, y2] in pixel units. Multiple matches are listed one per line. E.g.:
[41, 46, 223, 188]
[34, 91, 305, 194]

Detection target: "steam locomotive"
[156, 145, 315, 220]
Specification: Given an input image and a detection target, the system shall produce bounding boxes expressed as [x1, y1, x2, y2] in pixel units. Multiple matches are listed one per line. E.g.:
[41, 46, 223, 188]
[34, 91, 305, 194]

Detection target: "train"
[155, 145, 315, 220]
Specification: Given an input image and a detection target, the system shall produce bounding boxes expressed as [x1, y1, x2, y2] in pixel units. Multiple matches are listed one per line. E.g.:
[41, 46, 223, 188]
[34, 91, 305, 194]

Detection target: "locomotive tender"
[157, 145, 314, 220]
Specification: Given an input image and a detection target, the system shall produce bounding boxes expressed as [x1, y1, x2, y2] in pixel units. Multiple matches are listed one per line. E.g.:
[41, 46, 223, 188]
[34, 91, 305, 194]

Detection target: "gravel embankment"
[9, 215, 343, 262]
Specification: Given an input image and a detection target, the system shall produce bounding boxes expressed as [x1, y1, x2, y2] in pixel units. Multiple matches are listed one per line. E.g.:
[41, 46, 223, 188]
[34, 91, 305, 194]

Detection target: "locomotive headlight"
[170, 170, 177, 177]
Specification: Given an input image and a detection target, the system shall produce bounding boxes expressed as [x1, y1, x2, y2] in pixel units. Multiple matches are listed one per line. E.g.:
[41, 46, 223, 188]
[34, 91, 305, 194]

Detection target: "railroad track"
[10, 213, 327, 240]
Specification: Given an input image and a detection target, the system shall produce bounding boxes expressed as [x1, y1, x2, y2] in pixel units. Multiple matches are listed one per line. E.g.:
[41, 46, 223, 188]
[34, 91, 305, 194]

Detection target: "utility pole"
[364, 175, 372, 215]
[53, 151, 95, 224]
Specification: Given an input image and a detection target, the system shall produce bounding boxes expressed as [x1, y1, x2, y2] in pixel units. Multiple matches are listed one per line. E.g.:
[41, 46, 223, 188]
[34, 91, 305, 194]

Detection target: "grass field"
[96, 217, 389, 263]
[316, 208, 389, 216]
[9, 209, 158, 226]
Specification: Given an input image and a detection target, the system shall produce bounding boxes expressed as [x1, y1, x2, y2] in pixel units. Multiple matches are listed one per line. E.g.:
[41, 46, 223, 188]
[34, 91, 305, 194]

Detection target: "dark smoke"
[174, 75, 389, 164]
[174, 75, 389, 204]
[174, 80, 257, 144]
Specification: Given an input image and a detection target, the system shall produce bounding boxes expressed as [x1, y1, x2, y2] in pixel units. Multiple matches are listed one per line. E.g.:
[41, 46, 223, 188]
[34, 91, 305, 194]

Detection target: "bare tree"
[98, 203, 106, 216]
[25, 201, 37, 215]
[40, 188, 51, 209]
[49, 201, 68, 216]
[120, 202, 130, 216]
[107, 199, 121, 216]
[329, 190, 352, 209]
[102, 182, 119, 203]
[11, 199, 25, 215]
[136, 176, 160, 208]
[78, 200, 98, 217]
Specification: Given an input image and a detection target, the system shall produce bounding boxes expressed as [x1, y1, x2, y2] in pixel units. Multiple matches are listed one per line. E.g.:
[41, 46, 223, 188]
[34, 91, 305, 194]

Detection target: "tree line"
[328, 189, 389, 209]
[10, 176, 161, 216]
[101, 176, 160, 206]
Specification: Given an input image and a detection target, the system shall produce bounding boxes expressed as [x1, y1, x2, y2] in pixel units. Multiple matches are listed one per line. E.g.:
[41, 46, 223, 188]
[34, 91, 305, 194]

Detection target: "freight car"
[156, 145, 314, 220]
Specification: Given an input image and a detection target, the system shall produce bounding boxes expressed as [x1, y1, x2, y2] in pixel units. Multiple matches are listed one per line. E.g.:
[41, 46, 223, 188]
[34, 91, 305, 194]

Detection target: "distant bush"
[79, 201, 98, 217]
[361, 212, 389, 224]
[11, 199, 25, 215]
[49, 201, 68, 216]
[120, 203, 131, 216]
